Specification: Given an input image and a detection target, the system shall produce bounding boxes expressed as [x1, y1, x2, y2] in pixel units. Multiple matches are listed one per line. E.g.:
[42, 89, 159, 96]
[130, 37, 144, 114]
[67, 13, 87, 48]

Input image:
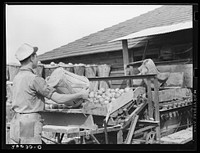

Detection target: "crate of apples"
[87, 87, 131, 105]
[82, 87, 132, 116]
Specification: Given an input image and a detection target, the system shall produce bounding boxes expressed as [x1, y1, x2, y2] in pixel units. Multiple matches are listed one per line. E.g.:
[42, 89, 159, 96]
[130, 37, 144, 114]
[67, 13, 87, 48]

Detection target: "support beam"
[129, 49, 134, 63]
[124, 115, 139, 144]
[117, 130, 123, 144]
[153, 77, 161, 142]
[146, 78, 153, 119]
[142, 40, 149, 60]
[90, 134, 100, 144]
[122, 39, 129, 76]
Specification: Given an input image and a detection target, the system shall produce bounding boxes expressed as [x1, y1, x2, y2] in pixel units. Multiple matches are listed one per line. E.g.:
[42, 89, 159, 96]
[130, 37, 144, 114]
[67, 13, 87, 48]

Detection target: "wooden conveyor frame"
[39, 74, 160, 144]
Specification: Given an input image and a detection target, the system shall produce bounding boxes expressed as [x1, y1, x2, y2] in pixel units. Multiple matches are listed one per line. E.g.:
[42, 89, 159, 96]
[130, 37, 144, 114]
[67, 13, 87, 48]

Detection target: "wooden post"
[122, 40, 130, 86]
[117, 130, 123, 144]
[142, 40, 149, 60]
[56, 133, 61, 143]
[122, 40, 129, 76]
[129, 48, 134, 63]
[146, 78, 153, 119]
[103, 119, 109, 144]
[153, 77, 160, 142]
[129, 49, 134, 86]
[124, 115, 139, 144]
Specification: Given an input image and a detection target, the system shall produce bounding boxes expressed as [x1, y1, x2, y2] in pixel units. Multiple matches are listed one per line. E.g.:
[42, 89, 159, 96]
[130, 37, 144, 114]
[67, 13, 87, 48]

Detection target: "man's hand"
[80, 87, 89, 99]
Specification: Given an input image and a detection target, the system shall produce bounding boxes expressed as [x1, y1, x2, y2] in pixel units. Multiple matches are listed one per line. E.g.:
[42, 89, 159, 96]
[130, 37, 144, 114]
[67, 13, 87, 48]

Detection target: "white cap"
[15, 43, 38, 61]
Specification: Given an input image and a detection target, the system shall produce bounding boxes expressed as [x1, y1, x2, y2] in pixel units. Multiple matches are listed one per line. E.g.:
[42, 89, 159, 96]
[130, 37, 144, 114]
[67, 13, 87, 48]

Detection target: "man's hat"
[15, 43, 38, 61]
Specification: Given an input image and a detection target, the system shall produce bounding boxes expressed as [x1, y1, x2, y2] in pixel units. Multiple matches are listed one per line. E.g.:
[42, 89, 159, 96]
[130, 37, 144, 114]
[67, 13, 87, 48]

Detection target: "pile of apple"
[87, 87, 132, 105]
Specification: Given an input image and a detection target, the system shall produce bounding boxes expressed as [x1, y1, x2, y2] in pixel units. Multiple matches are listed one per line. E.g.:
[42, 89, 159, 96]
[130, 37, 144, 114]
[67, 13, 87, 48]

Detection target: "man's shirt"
[12, 65, 56, 113]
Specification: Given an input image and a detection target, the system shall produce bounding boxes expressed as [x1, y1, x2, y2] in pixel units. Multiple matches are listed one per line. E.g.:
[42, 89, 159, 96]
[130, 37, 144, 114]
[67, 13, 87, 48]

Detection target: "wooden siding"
[40, 30, 193, 89]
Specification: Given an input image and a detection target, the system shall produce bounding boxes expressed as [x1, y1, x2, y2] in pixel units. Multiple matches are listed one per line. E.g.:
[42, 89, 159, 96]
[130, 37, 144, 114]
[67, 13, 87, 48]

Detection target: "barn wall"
[41, 30, 193, 89]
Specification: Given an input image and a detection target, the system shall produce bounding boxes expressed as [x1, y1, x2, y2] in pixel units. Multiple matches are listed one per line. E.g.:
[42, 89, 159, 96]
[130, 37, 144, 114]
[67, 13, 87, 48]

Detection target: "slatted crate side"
[73, 65, 85, 76]
[110, 63, 123, 71]
[110, 70, 124, 77]
[85, 65, 99, 91]
[156, 63, 193, 88]
[111, 82, 127, 89]
[109, 70, 128, 89]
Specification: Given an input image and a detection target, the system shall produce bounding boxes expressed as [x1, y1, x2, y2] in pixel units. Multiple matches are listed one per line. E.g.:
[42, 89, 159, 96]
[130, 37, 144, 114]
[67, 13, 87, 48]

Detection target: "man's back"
[12, 67, 45, 113]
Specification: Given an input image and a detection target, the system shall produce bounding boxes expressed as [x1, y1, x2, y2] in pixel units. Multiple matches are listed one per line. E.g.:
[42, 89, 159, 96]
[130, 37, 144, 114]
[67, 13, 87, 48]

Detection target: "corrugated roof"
[110, 21, 192, 42]
[38, 5, 193, 62]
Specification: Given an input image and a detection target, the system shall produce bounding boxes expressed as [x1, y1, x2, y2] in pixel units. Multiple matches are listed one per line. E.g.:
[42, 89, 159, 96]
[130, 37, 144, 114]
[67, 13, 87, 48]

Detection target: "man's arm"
[51, 90, 86, 105]
[32, 76, 89, 106]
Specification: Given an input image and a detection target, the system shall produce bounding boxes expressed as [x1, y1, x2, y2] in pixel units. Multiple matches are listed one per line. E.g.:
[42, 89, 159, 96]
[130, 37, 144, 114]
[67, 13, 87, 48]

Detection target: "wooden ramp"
[160, 127, 193, 144]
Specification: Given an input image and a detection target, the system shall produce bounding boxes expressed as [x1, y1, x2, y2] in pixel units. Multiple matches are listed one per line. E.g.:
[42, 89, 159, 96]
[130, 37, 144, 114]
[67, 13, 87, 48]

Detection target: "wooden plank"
[153, 78, 160, 141]
[138, 120, 159, 124]
[111, 80, 126, 85]
[160, 127, 193, 144]
[123, 100, 147, 129]
[76, 124, 121, 137]
[110, 70, 124, 77]
[110, 84, 127, 89]
[142, 40, 149, 60]
[117, 130, 123, 144]
[40, 112, 97, 130]
[134, 126, 155, 135]
[124, 115, 139, 144]
[90, 134, 100, 144]
[152, 88, 192, 102]
[157, 64, 192, 88]
[43, 125, 80, 134]
[82, 103, 108, 116]
[110, 73, 124, 77]
[110, 70, 124, 74]
[129, 50, 134, 63]
[146, 78, 153, 119]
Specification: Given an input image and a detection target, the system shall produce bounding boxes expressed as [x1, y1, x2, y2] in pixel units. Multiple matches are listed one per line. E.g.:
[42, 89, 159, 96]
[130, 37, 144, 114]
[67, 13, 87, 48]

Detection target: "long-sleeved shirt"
[12, 65, 56, 113]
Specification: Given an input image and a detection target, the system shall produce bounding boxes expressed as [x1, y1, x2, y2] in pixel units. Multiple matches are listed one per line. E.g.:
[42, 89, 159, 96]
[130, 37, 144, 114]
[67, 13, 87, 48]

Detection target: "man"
[10, 43, 89, 144]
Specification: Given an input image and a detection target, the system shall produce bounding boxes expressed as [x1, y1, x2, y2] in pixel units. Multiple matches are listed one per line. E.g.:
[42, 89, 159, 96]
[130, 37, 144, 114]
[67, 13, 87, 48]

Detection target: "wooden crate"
[82, 102, 108, 116]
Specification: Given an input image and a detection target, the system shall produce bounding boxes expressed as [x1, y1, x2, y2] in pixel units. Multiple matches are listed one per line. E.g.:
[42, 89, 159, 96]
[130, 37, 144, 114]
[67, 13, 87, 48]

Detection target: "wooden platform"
[43, 125, 80, 134]
[160, 127, 193, 144]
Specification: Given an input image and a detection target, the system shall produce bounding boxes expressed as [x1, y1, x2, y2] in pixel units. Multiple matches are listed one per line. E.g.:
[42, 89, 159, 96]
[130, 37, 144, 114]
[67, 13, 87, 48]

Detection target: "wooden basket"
[97, 64, 111, 90]
[62, 65, 74, 73]
[58, 62, 74, 73]
[73, 64, 85, 76]
[85, 65, 99, 91]
[44, 64, 59, 79]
